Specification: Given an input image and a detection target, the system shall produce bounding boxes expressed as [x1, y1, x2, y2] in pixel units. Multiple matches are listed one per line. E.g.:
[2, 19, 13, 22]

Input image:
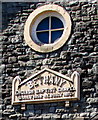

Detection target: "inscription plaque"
[12, 68, 80, 104]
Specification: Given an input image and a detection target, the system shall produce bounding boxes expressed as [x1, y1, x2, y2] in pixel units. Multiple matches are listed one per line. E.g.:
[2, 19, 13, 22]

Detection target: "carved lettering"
[44, 93, 63, 99]
[18, 95, 33, 100]
[12, 68, 80, 104]
[44, 75, 65, 86]
[59, 79, 67, 87]
[58, 87, 70, 92]
[26, 81, 34, 89]
[34, 95, 43, 99]
[26, 75, 67, 89]
[15, 90, 35, 95]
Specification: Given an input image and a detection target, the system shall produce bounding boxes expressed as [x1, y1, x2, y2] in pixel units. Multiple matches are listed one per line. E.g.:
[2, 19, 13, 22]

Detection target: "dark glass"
[51, 17, 64, 29]
[36, 16, 64, 44]
[51, 30, 63, 43]
[37, 32, 49, 44]
[36, 17, 49, 31]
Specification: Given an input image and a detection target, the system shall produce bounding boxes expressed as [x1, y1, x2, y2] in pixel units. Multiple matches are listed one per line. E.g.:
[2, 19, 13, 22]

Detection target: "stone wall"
[1, 1, 98, 120]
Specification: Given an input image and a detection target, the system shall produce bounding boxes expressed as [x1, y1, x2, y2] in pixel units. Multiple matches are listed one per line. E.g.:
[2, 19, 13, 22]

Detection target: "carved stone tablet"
[12, 68, 80, 104]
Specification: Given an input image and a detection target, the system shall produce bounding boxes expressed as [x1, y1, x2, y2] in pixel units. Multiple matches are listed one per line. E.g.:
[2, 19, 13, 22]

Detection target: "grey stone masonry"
[1, 0, 98, 120]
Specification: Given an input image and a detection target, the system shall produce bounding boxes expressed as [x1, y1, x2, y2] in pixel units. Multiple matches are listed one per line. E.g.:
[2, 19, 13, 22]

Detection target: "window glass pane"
[51, 30, 63, 43]
[37, 17, 49, 31]
[37, 32, 49, 44]
[51, 17, 64, 29]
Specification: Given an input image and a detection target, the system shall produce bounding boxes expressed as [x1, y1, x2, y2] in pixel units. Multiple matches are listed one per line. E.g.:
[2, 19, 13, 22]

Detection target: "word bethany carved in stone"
[26, 75, 68, 89]
[12, 68, 80, 104]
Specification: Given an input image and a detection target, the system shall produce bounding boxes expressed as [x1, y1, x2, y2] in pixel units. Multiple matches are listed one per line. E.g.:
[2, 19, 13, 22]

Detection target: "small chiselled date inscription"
[12, 68, 80, 104]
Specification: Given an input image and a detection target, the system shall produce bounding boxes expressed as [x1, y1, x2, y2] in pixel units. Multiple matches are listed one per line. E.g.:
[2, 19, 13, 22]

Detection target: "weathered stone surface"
[6, 105, 12, 109]
[18, 55, 29, 61]
[62, 114, 70, 119]
[42, 114, 51, 119]
[69, 1, 79, 6]
[28, 116, 42, 120]
[80, 113, 89, 117]
[1, 1, 98, 120]
[33, 54, 45, 59]
[23, 110, 34, 117]
[50, 114, 61, 118]
[0, 64, 5, 74]
[3, 109, 14, 115]
[9, 114, 22, 119]
[26, 60, 35, 67]
[56, 108, 66, 113]
[8, 57, 17, 63]
[87, 98, 98, 104]
[92, 64, 98, 74]
[82, 80, 93, 88]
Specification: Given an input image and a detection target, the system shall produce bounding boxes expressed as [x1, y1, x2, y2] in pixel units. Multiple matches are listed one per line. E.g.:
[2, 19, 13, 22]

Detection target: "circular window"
[24, 4, 71, 53]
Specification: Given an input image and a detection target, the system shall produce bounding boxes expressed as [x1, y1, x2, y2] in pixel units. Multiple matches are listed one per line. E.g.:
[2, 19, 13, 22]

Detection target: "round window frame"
[24, 4, 72, 53]
[31, 12, 65, 45]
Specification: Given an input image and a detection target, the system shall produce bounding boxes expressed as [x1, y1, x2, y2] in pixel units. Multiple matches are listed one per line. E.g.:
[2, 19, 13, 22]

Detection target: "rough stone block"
[87, 97, 98, 104]
[69, 1, 79, 7]
[62, 114, 69, 119]
[80, 113, 89, 117]
[8, 57, 17, 63]
[92, 64, 98, 74]
[82, 80, 93, 88]
[23, 110, 34, 117]
[18, 55, 29, 61]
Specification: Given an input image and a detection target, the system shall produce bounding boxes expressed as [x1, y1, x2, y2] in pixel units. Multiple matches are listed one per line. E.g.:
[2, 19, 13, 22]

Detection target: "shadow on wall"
[1, 2, 39, 31]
